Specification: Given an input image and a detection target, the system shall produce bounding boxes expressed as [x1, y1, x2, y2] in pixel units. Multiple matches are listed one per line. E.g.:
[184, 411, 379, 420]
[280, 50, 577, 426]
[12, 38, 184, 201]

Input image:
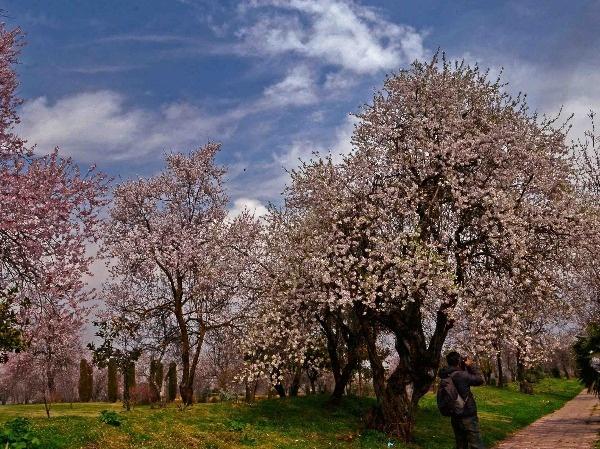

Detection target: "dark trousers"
[450, 415, 485, 449]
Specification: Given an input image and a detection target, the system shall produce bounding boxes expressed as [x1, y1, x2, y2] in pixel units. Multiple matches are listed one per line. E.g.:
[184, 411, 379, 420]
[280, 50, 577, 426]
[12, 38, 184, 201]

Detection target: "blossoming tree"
[0, 21, 107, 363]
[247, 56, 581, 440]
[103, 144, 261, 405]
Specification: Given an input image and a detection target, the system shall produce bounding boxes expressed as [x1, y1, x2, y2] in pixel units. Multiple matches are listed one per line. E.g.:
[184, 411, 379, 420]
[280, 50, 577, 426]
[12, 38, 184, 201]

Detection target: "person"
[439, 351, 486, 449]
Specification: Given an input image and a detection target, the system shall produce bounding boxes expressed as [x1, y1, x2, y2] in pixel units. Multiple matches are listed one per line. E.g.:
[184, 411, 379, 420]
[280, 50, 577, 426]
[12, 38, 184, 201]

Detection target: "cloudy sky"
[4, 0, 600, 216]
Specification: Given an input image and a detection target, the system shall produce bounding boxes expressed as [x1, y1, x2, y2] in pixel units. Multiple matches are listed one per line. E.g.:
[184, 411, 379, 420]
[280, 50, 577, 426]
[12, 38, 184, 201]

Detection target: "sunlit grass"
[0, 378, 582, 449]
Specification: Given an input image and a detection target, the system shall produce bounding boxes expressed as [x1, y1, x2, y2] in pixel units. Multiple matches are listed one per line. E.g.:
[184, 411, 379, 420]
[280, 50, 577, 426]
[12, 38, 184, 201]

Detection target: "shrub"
[99, 410, 123, 427]
[227, 420, 245, 432]
[219, 389, 237, 402]
[0, 417, 41, 448]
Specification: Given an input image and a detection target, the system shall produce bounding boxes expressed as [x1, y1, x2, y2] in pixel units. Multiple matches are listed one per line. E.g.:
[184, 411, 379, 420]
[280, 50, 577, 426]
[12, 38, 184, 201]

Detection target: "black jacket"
[439, 365, 484, 417]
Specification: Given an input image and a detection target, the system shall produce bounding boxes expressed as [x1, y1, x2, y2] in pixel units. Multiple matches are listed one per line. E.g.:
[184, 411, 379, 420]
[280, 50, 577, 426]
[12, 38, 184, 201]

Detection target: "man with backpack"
[437, 351, 486, 449]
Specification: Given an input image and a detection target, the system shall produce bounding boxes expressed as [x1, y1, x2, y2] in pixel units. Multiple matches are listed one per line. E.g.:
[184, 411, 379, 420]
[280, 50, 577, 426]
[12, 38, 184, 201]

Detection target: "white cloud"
[237, 0, 426, 74]
[228, 197, 269, 219]
[254, 114, 356, 199]
[457, 53, 600, 142]
[260, 66, 318, 107]
[324, 71, 359, 91]
[17, 91, 233, 162]
[16, 72, 324, 162]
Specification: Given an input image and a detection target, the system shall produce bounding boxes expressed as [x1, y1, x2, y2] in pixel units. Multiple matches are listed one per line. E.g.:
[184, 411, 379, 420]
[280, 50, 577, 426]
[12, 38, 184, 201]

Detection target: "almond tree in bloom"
[573, 112, 600, 324]
[240, 194, 368, 401]
[0, 21, 108, 363]
[257, 56, 580, 440]
[103, 144, 261, 405]
[0, 288, 85, 413]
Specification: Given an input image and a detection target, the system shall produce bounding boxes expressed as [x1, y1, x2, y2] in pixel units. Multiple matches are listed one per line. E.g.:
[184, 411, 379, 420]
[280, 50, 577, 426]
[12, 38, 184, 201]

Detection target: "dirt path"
[494, 390, 600, 449]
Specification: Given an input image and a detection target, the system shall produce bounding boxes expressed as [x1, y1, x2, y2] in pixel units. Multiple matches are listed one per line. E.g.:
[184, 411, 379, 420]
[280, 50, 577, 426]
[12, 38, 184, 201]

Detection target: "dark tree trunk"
[320, 309, 362, 405]
[179, 384, 194, 405]
[358, 299, 447, 442]
[173, 280, 205, 407]
[274, 384, 286, 398]
[309, 377, 316, 394]
[244, 380, 255, 402]
[289, 365, 302, 397]
[496, 351, 505, 387]
[330, 358, 358, 403]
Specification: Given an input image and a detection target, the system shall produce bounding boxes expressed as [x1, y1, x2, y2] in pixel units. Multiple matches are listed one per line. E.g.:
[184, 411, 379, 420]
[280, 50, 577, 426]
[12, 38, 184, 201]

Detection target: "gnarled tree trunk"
[359, 301, 448, 442]
[319, 309, 362, 405]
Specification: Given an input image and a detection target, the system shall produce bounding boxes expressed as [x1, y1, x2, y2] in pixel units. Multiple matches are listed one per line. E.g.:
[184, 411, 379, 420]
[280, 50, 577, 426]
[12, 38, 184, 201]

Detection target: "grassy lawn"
[0, 378, 582, 449]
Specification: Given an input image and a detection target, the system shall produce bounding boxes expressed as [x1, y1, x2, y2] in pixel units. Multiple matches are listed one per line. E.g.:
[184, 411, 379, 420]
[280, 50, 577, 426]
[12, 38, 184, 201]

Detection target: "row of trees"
[92, 57, 599, 441]
[1, 16, 598, 442]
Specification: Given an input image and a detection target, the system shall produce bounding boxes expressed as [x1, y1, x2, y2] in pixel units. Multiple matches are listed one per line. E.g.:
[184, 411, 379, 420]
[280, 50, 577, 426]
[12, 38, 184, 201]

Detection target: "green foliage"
[0, 291, 24, 363]
[78, 359, 93, 402]
[0, 417, 40, 448]
[574, 323, 600, 395]
[107, 358, 118, 403]
[98, 410, 123, 427]
[167, 362, 177, 402]
[87, 320, 141, 410]
[227, 419, 246, 432]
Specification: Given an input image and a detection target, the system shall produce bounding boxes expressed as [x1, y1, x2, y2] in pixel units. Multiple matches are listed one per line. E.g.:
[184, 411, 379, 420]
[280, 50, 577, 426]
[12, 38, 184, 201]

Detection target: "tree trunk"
[179, 384, 194, 405]
[320, 309, 362, 405]
[330, 359, 358, 403]
[516, 351, 533, 394]
[173, 283, 205, 407]
[43, 393, 50, 418]
[244, 380, 255, 402]
[496, 351, 504, 387]
[358, 301, 444, 443]
[363, 333, 434, 441]
[562, 363, 570, 379]
[274, 384, 286, 398]
[289, 366, 302, 397]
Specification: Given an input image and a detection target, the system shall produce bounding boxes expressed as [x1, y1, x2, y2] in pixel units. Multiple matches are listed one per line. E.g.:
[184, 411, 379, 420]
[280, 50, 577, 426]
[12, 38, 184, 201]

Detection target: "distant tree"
[78, 359, 93, 402]
[124, 361, 136, 405]
[149, 359, 163, 403]
[574, 324, 600, 396]
[88, 319, 141, 411]
[167, 363, 177, 402]
[107, 358, 118, 402]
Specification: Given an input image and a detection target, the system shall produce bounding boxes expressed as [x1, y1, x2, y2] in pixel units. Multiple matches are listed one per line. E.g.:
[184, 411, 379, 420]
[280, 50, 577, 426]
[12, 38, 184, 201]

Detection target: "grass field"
[0, 378, 583, 449]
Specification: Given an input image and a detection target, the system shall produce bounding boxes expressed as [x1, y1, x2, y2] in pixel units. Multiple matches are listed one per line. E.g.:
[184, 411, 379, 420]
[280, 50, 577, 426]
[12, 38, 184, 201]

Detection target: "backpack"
[437, 372, 465, 416]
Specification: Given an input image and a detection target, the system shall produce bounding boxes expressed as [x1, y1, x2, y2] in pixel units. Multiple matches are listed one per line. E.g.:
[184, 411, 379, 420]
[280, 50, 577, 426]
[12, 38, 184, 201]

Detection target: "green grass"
[0, 378, 582, 449]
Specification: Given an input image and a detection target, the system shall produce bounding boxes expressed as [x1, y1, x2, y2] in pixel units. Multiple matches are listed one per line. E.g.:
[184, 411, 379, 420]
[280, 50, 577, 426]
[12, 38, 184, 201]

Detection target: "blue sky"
[4, 0, 600, 216]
